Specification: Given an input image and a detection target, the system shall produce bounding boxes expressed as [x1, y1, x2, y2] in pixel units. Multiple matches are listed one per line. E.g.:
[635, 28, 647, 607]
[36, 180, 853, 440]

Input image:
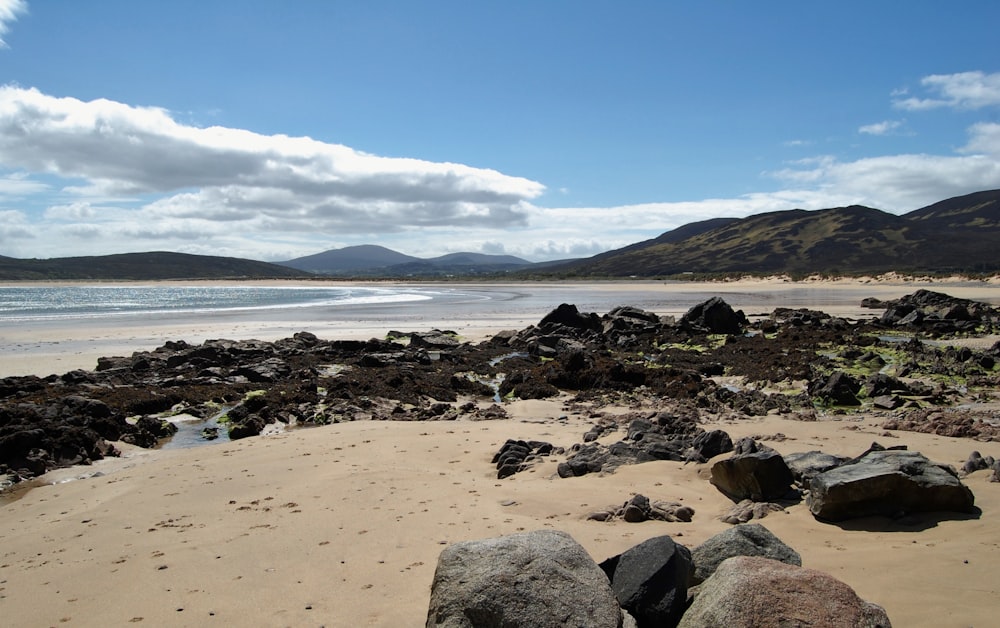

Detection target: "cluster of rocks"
[426, 527, 890, 627]
[961, 450, 1000, 481]
[3, 289, 997, 484]
[708, 438, 977, 523]
[587, 494, 695, 523]
[491, 439, 559, 479]
[868, 288, 998, 334]
[555, 414, 734, 479]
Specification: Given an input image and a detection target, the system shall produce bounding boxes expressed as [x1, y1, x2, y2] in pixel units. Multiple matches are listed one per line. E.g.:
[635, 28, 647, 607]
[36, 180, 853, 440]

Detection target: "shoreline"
[3, 277, 999, 378]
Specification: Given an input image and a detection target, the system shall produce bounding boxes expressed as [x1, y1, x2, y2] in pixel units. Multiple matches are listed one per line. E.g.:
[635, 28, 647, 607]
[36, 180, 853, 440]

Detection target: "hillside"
[542, 189, 1000, 277]
[0, 252, 311, 281]
[278, 245, 420, 274]
[280, 247, 531, 276]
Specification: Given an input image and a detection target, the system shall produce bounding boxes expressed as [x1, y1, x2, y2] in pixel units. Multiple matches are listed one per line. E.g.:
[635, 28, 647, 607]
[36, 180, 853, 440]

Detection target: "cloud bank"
[0, 86, 546, 258]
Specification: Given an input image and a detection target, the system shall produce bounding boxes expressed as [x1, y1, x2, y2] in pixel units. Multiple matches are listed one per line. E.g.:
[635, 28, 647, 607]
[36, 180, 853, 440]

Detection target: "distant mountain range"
[1, 189, 998, 280]
[276, 245, 532, 276]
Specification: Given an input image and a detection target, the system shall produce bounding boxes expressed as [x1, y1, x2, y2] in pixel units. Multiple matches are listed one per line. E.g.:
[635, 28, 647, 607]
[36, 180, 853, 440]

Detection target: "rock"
[961, 451, 995, 475]
[719, 499, 786, 525]
[808, 449, 976, 521]
[679, 556, 891, 628]
[809, 370, 861, 406]
[690, 523, 801, 584]
[490, 439, 555, 479]
[710, 439, 794, 502]
[688, 429, 733, 461]
[538, 303, 602, 332]
[600, 535, 693, 628]
[680, 297, 747, 335]
[409, 330, 461, 349]
[783, 450, 849, 484]
[425, 529, 623, 628]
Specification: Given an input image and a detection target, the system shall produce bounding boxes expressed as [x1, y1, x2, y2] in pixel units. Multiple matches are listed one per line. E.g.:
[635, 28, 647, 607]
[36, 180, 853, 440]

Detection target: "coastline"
[3, 277, 998, 378]
[2, 277, 1000, 626]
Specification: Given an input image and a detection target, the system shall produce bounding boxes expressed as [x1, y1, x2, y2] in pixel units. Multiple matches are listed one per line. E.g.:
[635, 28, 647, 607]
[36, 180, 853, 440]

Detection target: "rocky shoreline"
[2, 288, 999, 625]
[2, 288, 997, 485]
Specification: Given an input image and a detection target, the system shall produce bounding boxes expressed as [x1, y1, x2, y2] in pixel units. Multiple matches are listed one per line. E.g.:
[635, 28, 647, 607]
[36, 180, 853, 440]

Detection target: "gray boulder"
[690, 523, 801, 584]
[808, 449, 976, 522]
[679, 556, 891, 627]
[710, 439, 794, 502]
[600, 535, 693, 628]
[426, 529, 623, 628]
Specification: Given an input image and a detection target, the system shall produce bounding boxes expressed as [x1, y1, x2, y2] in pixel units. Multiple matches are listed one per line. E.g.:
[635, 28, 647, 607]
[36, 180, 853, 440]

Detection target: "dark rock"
[690, 523, 801, 584]
[538, 303, 602, 332]
[600, 535, 693, 628]
[680, 297, 747, 335]
[425, 529, 623, 628]
[678, 556, 891, 628]
[710, 439, 794, 502]
[808, 449, 976, 521]
[689, 429, 733, 461]
[809, 370, 861, 406]
[783, 450, 849, 484]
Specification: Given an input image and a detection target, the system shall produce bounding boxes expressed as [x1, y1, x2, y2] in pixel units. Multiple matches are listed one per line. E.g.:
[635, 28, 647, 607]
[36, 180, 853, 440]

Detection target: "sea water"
[0, 285, 434, 322]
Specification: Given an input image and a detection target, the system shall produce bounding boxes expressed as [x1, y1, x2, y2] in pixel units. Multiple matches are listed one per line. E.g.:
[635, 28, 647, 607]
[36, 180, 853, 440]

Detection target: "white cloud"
[0, 0, 26, 48]
[858, 120, 903, 136]
[961, 122, 1000, 156]
[0, 86, 545, 233]
[893, 71, 1000, 110]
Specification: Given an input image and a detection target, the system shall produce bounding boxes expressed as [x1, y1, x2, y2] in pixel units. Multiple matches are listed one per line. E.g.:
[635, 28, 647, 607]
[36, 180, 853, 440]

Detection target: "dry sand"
[2, 278, 999, 626]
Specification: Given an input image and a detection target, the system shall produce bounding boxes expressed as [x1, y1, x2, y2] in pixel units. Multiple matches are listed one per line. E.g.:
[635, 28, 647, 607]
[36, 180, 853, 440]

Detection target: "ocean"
[0, 284, 439, 323]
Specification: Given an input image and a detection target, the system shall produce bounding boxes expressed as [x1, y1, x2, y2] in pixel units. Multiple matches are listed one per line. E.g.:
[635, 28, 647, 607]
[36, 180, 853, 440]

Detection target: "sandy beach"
[2, 278, 1000, 627]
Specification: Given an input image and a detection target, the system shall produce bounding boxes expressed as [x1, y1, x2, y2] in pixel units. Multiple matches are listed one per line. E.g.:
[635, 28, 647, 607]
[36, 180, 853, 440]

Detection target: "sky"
[1, 1, 999, 263]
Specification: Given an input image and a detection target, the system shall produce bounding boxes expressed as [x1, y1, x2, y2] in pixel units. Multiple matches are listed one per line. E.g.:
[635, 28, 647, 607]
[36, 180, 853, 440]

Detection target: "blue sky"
[1, 1, 999, 262]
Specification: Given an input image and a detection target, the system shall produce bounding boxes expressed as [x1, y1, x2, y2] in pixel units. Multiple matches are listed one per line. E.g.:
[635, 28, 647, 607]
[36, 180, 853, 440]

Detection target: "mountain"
[0, 251, 312, 281]
[542, 189, 1000, 277]
[279, 246, 531, 276]
[278, 244, 419, 274]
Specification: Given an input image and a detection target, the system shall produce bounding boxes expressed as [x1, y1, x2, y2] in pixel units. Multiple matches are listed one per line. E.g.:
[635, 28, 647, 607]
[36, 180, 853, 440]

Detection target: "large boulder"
[600, 535, 693, 628]
[690, 523, 801, 584]
[426, 529, 623, 628]
[710, 439, 794, 502]
[680, 297, 747, 335]
[807, 449, 976, 522]
[538, 303, 602, 332]
[679, 556, 891, 627]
